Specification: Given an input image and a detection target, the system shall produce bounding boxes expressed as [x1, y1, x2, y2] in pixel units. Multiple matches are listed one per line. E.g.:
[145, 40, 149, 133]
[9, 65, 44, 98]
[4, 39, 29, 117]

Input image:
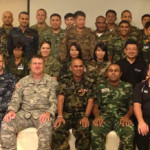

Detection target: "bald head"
[2, 11, 13, 27]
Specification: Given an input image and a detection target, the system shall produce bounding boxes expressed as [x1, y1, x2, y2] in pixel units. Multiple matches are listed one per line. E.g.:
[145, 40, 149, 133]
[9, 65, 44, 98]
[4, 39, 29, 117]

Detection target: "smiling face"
[119, 22, 130, 36]
[75, 16, 85, 29]
[50, 16, 61, 30]
[19, 13, 29, 28]
[95, 47, 106, 61]
[36, 9, 47, 24]
[121, 11, 132, 23]
[2, 11, 13, 26]
[95, 17, 106, 33]
[40, 43, 51, 58]
[69, 45, 79, 59]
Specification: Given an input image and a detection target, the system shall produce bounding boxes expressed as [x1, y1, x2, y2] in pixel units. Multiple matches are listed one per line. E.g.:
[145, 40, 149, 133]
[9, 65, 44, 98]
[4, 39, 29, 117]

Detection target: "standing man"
[94, 16, 112, 46]
[108, 20, 137, 62]
[91, 63, 134, 150]
[117, 40, 146, 87]
[0, 11, 13, 58]
[0, 55, 58, 150]
[133, 63, 150, 150]
[59, 11, 96, 62]
[0, 53, 16, 125]
[44, 13, 65, 60]
[105, 9, 118, 34]
[8, 11, 39, 61]
[31, 8, 50, 48]
[53, 58, 95, 150]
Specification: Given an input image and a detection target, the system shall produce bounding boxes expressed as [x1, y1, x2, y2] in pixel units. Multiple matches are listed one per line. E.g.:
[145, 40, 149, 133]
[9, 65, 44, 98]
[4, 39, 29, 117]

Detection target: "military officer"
[53, 58, 95, 150]
[91, 63, 134, 150]
[0, 55, 58, 150]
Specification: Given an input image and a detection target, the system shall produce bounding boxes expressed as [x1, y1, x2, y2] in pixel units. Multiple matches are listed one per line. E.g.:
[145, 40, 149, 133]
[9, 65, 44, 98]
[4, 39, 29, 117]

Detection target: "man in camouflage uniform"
[0, 55, 58, 150]
[91, 63, 134, 150]
[53, 58, 95, 150]
[94, 16, 112, 46]
[31, 9, 51, 49]
[7, 11, 39, 61]
[108, 20, 137, 62]
[0, 53, 16, 125]
[43, 13, 65, 60]
[59, 11, 96, 62]
[0, 11, 13, 58]
[141, 21, 150, 63]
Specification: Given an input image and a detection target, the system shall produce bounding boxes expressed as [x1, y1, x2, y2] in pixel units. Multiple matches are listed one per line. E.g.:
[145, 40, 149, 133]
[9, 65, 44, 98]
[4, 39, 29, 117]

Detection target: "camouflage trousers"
[91, 117, 134, 150]
[0, 112, 53, 150]
[53, 112, 91, 150]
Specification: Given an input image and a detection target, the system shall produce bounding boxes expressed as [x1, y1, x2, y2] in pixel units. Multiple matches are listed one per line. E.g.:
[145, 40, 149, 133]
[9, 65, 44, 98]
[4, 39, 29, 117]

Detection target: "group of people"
[0, 8, 150, 150]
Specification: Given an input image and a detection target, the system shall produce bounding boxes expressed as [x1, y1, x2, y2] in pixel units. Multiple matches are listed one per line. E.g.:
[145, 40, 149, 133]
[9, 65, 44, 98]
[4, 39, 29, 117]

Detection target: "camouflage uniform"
[43, 28, 65, 60]
[7, 27, 39, 61]
[86, 60, 111, 84]
[5, 56, 29, 81]
[53, 74, 95, 150]
[0, 70, 16, 125]
[91, 80, 134, 150]
[59, 26, 96, 61]
[31, 23, 51, 49]
[106, 24, 118, 36]
[0, 25, 13, 58]
[44, 55, 61, 77]
[94, 30, 112, 46]
[0, 74, 58, 150]
[108, 36, 138, 62]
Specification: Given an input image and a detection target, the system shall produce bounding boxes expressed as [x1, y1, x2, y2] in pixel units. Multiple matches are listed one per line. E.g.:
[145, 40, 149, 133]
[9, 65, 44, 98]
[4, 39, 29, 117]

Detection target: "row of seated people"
[0, 10, 150, 65]
[0, 39, 149, 150]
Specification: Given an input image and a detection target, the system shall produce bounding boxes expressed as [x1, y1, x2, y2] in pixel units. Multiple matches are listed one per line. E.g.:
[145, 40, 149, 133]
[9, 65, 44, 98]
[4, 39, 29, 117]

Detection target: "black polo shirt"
[117, 58, 146, 87]
[133, 81, 150, 118]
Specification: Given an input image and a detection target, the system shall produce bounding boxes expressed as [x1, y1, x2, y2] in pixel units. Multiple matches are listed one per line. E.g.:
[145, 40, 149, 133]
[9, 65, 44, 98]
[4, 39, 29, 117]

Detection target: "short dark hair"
[37, 8, 47, 16]
[19, 11, 29, 18]
[68, 43, 82, 60]
[64, 13, 74, 20]
[107, 63, 122, 72]
[93, 43, 108, 61]
[141, 14, 150, 21]
[12, 42, 24, 51]
[124, 40, 138, 49]
[50, 13, 61, 19]
[119, 20, 130, 27]
[145, 21, 150, 29]
[106, 9, 117, 16]
[74, 11, 86, 18]
[121, 10, 131, 17]
[40, 40, 51, 48]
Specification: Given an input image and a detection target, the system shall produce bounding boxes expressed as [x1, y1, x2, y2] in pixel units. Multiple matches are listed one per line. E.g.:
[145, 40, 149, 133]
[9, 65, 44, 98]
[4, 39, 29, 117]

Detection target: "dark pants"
[135, 118, 150, 150]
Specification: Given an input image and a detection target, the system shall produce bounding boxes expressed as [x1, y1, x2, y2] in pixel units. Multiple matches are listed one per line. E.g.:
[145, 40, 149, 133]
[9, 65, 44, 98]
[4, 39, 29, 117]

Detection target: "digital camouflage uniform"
[53, 74, 96, 150]
[108, 36, 138, 62]
[0, 70, 16, 125]
[0, 25, 13, 58]
[43, 28, 66, 60]
[59, 26, 96, 61]
[91, 80, 134, 150]
[94, 30, 112, 46]
[5, 56, 29, 81]
[31, 23, 51, 49]
[44, 55, 61, 77]
[86, 60, 111, 84]
[0, 74, 58, 150]
[7, 27, 39, 61]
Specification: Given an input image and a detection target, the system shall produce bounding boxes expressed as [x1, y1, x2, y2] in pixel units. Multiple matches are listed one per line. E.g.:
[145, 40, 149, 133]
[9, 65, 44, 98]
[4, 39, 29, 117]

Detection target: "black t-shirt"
[117, 58, 146, 87]
[133, 80, 150, 118]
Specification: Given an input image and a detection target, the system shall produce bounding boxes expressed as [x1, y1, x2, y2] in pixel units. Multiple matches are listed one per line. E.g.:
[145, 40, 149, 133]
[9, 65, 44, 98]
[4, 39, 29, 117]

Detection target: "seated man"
[133, 63, 150, 150]
[91, 63, 134, 150]
[0, 55, 58, 150]
[53, 58, 95, 150]
[0, 53, 16, 126]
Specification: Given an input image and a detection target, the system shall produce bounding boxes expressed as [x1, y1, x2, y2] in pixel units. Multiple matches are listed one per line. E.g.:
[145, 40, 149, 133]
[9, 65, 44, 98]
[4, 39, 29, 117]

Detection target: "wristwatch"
[84, 114, 89, 118]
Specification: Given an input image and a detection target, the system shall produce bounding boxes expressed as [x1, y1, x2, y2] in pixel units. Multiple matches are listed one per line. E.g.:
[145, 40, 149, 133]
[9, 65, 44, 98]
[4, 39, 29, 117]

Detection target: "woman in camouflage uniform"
[58, 42, 82, 80]
[86, 42, 111, 84]
[40, 41, 61, 80]
[5, 42, 29, 81]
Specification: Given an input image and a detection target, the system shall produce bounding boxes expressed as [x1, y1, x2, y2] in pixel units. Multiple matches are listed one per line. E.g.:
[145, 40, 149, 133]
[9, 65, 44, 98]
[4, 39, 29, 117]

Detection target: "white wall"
[30, 0, 150, 29]
[0, 0, 150, 29]
[0, 0, 27, 27]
